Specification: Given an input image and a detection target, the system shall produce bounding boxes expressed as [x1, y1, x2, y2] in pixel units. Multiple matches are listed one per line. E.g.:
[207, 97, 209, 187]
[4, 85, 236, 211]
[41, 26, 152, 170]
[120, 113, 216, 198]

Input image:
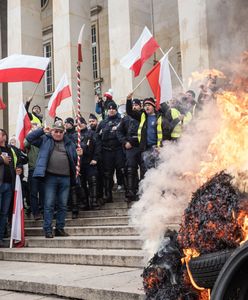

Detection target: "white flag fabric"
[120, 26, 159, 77]
[16, 103, 32, 150]
[0, 54, 50, 83]
[10, 175, 25, 248]
[48, 73, 71, 118]
[146, 54, 172, 109]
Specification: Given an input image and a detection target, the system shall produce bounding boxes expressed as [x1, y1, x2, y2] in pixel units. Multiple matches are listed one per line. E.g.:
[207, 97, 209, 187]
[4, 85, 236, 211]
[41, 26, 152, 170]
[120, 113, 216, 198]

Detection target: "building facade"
[0, 0, 248, 133]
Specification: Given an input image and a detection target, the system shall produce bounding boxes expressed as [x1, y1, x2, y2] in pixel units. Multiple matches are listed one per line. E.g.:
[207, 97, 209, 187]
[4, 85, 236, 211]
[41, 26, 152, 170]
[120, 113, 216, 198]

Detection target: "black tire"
[188, 249, 234, 289]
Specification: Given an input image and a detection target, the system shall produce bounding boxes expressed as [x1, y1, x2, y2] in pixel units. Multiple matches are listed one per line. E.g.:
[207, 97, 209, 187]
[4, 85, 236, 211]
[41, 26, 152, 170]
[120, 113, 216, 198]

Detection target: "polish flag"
[78, 24, 85, 63]
[146, 54, 172, 109]
[16, 103, 32, 150]
[120, 26, 159, 77]
[0, 54, 50, 83]
[10, 175, 25, 248]
[48, 73, 71, 118]
[0, 96, 6, 110]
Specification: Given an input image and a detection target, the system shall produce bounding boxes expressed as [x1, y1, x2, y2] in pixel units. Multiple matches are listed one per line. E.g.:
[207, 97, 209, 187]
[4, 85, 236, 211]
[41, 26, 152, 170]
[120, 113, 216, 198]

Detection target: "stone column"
[178, 0, 210, 89]
[108, 0, 153, 103]
[7, 0, 43, 135]
[53, 0, 94, 120]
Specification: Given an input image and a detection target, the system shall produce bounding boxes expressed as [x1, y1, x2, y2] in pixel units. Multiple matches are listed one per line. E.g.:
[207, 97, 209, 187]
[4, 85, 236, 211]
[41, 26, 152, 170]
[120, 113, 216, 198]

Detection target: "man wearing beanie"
[117, 98, 142, 202]
[126, 93, 169, 175]
[88, 113, 98, 131]
[96, 101, 126, 202]
[64, 117, 76, 141]
[95, 89, 117, 119]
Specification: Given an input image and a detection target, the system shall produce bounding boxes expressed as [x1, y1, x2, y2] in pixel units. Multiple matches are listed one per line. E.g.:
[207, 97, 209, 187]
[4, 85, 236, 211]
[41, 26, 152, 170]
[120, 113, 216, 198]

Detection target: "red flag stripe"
[146, 61, 161, 109]
[0, 67, 45, 83]
[0, 97, 6, 110]
[130, 37, 159, 77]
[49, 85, 71, 118]
[18, 114, 32, 149]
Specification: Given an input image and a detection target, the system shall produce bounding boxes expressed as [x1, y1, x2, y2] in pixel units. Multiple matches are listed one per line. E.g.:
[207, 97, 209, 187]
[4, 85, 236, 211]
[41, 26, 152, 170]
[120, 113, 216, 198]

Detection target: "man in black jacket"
[117, 99, 142, 202]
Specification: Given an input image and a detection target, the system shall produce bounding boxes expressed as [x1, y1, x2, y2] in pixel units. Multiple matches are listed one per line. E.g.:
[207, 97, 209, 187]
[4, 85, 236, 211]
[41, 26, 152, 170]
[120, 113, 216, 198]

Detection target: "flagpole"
[29, 81, 40, 100]
[76, 24, 85, 178]
[131, 46, 174, 94]
[159, 47, 184, 89]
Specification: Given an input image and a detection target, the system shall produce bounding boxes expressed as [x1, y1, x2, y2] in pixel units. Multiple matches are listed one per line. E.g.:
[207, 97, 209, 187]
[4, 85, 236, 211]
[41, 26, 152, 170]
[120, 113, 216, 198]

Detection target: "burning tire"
[188, 249, 234, 289]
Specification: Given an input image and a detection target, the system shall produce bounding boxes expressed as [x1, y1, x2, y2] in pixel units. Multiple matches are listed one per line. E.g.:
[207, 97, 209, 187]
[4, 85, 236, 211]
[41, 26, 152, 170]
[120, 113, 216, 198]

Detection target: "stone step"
[0, 261, 145, 300]
[24, 216, 129, 228]
[0, 248, 145, 268]
[0, 290, 67, 300]
[26, 236, 143, 250]
[25, 208, 129, 220]
[25, 225, 138, 237]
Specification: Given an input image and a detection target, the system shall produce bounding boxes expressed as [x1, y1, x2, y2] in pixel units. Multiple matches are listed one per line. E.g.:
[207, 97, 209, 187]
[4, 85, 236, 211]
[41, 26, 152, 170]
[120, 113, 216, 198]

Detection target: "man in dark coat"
[26, 121, 82, 238]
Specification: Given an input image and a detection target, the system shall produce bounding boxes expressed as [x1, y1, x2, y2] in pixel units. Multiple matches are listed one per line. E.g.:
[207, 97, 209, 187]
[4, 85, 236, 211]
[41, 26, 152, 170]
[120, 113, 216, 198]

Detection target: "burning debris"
[178, 171, 243, 254]
[142, 230, 199, 300]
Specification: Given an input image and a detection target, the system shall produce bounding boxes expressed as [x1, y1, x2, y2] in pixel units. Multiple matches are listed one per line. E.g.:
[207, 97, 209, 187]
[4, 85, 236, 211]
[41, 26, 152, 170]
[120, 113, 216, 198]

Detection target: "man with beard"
[0, 129, 23, 247]
[25, 97, 43, 125]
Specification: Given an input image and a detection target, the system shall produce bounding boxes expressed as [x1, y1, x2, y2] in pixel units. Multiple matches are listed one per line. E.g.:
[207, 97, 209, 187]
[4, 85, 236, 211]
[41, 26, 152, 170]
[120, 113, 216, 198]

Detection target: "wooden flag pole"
[159, 47, 184, 89]
[131, 46, 174, 94]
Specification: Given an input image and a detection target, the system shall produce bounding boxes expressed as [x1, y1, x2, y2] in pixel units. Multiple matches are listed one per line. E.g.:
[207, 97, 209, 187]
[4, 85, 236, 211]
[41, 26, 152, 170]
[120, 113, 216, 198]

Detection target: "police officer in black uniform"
[73, 117, 101, 211]
[117, 99, 142, 202]
[96, 102, 126, 202]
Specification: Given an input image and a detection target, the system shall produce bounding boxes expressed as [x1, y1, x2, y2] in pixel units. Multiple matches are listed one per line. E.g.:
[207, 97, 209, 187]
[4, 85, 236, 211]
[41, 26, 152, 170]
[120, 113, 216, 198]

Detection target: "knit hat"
[64, 117, 74, 127]
[104, 88, 113, 100]
[132, 99, 141, 106]
[52, 120, 65, 131]
[89, 113, 97, 120]
[32, 105, 41, 111]
[79, 116, 87, 125]
[143, 97, 156, 108]
[107, 101, 117, 110]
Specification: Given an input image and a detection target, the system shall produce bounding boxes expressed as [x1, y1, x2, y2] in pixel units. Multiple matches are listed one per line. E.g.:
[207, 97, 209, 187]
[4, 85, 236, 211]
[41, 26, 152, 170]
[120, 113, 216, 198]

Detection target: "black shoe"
[45, 232, 54, 238]
[72, 212, 78, 219]
[55, 229, 69, 237]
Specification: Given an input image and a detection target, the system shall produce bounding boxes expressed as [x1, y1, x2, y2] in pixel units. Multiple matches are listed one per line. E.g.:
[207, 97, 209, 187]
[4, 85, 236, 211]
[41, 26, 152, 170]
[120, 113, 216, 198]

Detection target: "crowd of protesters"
[0, 77, 217, 244]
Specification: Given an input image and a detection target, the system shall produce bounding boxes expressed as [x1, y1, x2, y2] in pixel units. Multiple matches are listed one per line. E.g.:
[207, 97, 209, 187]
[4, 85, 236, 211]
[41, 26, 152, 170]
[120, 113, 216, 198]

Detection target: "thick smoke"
[130, 102, 221, 258]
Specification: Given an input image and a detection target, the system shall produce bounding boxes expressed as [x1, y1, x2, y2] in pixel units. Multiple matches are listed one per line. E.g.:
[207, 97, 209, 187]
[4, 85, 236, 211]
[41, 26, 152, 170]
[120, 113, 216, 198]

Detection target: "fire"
[237, 211, 248, 243]
[198, 90, 248, 184]
[143, 269, 160, 290]
[188, 68, 225, 87]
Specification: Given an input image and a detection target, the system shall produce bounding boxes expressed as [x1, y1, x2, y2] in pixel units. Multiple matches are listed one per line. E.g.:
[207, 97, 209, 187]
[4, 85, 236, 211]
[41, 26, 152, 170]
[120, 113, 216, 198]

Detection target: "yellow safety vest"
[10, 148, 17, 168]
[31, 114, 42, 125]
[171, 108, 192, 139]
[138, 112, 163, 147]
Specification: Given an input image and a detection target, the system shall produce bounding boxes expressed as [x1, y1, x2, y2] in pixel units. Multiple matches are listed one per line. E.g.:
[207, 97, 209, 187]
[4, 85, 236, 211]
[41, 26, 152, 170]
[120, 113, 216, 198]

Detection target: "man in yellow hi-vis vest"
[25, 97, 43, 126]
[126, 95, 169, 177]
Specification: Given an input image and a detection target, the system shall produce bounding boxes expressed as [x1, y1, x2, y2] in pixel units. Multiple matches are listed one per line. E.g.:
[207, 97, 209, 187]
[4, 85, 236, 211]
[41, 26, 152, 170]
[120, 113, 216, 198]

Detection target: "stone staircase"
[0, 192, 180, 299]
[0, 194, 146, 300]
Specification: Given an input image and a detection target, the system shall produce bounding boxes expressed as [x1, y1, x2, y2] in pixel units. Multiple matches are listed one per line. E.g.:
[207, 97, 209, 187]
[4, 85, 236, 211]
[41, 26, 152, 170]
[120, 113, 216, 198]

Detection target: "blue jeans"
[0, 183, 13, 241]
[43, 174, 70, 233]
[28, 169, 44, 217]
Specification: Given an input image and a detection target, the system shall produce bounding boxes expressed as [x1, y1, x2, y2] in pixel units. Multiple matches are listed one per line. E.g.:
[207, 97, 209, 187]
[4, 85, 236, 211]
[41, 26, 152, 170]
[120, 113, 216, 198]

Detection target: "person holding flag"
[26, 120, 83, 238]
[0, 129, 24, 248]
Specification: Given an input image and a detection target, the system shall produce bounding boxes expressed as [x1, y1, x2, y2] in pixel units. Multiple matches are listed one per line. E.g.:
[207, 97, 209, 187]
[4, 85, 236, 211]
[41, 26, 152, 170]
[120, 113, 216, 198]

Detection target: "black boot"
[120, 168, 128, 196]
[103, 172, 113, 203]
[126, 168, 137, 202]
[89, 176, 99, 209]
[71, 186, 79, 219]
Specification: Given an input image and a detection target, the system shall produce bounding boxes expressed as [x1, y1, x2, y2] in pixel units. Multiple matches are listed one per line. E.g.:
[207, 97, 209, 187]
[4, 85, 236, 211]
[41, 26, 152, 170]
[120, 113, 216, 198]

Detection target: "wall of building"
[206, 0, 248, 72]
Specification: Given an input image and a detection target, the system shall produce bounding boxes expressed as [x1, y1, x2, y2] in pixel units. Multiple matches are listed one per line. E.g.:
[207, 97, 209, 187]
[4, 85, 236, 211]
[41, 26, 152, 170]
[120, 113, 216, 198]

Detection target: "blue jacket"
[26, 128, 78, 182]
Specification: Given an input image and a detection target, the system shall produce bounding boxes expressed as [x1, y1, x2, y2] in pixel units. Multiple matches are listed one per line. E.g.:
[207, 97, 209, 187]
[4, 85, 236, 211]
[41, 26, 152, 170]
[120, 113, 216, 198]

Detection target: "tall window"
[43, 42, 53, 94]
[91, 24, 98, 80]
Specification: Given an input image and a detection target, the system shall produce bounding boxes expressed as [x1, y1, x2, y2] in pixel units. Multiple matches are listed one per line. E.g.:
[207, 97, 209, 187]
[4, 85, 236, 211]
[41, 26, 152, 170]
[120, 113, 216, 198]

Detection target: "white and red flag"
[78, 24, 85, 63]
[16, 103, 32, 150]
[0, 96, 6, 110]
[0, 54, 50, 83]
[48, 73, 71, 118]
[146, 54, 172, 109]
[120, 26, 159, 77]
[10, 175, 25, 248]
